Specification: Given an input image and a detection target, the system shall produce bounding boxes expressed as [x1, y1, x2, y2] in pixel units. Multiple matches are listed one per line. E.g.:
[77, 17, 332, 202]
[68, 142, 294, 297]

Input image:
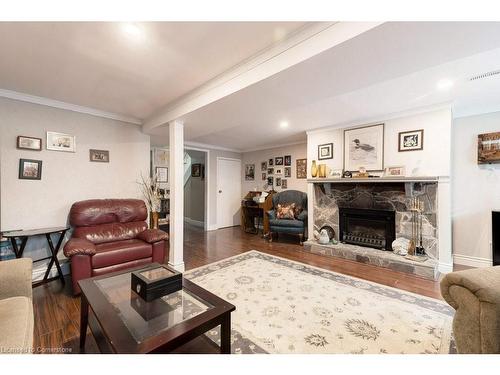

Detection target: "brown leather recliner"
[63, 199, 168, 294]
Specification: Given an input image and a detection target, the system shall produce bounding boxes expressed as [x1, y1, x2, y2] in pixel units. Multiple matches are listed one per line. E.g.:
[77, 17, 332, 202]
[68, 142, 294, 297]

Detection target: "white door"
[217, 158, 242, 228]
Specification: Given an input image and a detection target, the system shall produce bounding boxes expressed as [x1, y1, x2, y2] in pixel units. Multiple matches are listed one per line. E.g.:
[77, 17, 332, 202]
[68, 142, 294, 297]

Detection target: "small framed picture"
[275, 157, 284, 165]
[46, 131, 76, 152]
[284, 167, 291, 177]
[275, 167, 283, 175]
[267, 176, 274, 186]
[318, 143, 333, 160]
[384, 166, 406, 177]
[191, 163, 201, 177]
[156, 166, 168, 182]
[245, 164, 255, 181]
[19, 159, 42, 180]
[276, 177, 282, 187]
[398, 129, 424, 152]
[261, 161, 267, 171]
[89, 149, 109, 162]
[262, 172, 266, 180]
[296, 158, 307, 179]
[281, 179, 287, 189]
[268, 158, 274, 166]
[330, 169, 343, 178]
[284, 155, 291, 166]
[17, 136, 42, 151]
[267, 167, 274, 175]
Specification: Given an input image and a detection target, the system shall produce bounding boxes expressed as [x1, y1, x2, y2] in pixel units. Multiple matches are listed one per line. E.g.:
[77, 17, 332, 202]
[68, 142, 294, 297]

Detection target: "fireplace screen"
[339, 208, 396, 250]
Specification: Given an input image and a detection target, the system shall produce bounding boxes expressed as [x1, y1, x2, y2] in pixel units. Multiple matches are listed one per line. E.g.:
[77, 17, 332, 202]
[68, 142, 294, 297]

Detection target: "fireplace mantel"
[307, 176, 449, 184]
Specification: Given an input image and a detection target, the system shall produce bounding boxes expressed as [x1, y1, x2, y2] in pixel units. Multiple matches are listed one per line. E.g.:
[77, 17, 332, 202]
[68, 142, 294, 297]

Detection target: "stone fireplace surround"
[305, 177, 452, 276]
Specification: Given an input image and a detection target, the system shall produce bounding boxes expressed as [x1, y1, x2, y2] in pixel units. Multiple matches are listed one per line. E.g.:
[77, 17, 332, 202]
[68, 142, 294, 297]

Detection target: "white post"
[168, 120, 185, 271]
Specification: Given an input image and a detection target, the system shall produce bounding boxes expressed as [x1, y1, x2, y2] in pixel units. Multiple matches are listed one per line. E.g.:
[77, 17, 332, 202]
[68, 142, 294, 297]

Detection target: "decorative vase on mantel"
[149, 211, 159, 229]
[311, 160, 318, 178]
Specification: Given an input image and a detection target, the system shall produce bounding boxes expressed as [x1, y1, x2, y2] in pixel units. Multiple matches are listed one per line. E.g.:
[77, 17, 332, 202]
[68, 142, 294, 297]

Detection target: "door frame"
[184, 146, 210, 232]
[216, 157, 242, 230]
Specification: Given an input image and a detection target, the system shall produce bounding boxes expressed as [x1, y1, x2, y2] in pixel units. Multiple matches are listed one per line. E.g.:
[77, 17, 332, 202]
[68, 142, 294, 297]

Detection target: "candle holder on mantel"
[408, 196, 426, 256]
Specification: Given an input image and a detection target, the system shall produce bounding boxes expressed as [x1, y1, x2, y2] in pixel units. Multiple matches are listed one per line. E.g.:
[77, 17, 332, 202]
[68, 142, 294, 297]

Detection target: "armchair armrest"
[63, 238, 96, 257]
[297, 209, 308, 222]
[137, 229, 168, 244]
[266, 210, 276, 220]
[0, 258, 33, 300]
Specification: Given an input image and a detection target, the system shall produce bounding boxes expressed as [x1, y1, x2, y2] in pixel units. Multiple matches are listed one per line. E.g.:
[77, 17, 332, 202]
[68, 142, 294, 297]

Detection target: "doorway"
[217, 157, 242, 228]
[184, 149, 207, 229]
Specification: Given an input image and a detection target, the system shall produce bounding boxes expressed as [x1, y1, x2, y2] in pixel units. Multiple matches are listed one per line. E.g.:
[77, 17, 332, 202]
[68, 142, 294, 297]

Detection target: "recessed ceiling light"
[121, 23, 144, 40]
[280, 121, 289, 129]
[436, 79, 454, 91]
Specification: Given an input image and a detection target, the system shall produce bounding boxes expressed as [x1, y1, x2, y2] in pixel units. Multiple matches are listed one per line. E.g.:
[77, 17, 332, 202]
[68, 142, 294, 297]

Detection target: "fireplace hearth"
[339, 208, 396, 251]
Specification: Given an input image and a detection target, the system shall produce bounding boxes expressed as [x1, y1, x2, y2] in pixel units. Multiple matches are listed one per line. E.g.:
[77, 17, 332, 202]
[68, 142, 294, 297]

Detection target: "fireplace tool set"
[408, 196, 426, 256]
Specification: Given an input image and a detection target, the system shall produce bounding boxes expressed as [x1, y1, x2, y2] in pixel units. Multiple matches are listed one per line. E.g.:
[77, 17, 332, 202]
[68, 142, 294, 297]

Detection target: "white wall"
[0, 98, 150, 278]
[452, 111, 500, 266]
[307, 108, 452, 177]
[241, 143, 307, 193]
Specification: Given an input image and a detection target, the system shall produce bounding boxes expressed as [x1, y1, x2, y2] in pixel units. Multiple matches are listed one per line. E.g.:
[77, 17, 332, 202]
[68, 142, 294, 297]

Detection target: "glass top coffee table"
[78, 264, 235, 354]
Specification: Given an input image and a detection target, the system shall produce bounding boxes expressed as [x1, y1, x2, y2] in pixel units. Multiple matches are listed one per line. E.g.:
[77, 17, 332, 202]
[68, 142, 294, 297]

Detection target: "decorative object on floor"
[245, 164, 255, 180]
[409, 196, 426, 256]
[399, 129, 424, 152]
[261, 161, 267, 171]
[138, 173, 161, 228]
[46, 131, 76, 152]
[284, 155, 291, 166]
[186, 251, 454, 354]
[311, 160, 318, 177]
[284, 167, 291, 177]
[478, 131, 500, 164]
[441, 266, 500, 353]
[296, 158, 307, 179]
[281, 179, 287, 189]
[18, 158, 42, 180]
[89, 149, 109, 162]
[262, 172, 266, 181]
[318, 143, 333, 160]
[342, 170, 352, 178]
[17, 135, 41, 151]
[318, 163, 327, 178]
[384, 166, 406, 177]
[155, 166, 168, 182]
[320, 225, 335, 242]
[276, 177, 282, 187]
[267, 190, 307, 244]
[275, 156, 283, 165]
[392, 237, 410, 256]
[344, 123, 384, 171]
[191, 163, 202, 177]
[318, 229, 330, 244]
[268, 158, 274, 166]
[63, 199, 167, 294]
[329, 169, 343, 178]
[131, 263, 182, 302]
[275, 167, 283, 175]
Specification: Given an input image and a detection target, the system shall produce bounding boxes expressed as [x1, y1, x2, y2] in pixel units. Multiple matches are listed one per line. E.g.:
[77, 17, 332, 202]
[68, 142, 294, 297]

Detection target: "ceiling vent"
[469, 69, 500, 81]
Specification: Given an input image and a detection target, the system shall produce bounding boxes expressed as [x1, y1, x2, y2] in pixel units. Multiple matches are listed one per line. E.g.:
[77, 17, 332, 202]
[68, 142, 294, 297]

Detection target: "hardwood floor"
[32, 224, 458, 353]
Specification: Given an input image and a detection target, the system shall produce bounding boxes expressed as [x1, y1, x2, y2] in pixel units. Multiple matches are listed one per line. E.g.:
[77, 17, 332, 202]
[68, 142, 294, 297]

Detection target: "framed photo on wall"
[284, 167, 291, 177]
[245, 164, 255, 180]
[156, 166, 168, 182]
[398, 129, 424, 152]
[89, 149, 109, 162]
[19, 159, 42, 180]
[284, 155, 291, 166]
[17, 136, 42, 151]
[261, 161, 267, 171]
[344, 123, 384, 171]
[191, 163, 202, 177]
[262, 172, 266, 180]
[478, 132, 500, 164]
[296, 158, 307, 179]
[275, 157, 284, 165]
[318, 143, 333, 160]
[46, 131, 76, 152]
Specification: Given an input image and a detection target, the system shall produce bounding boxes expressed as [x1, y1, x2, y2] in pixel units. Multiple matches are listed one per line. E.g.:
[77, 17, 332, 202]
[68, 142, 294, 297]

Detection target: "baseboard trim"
[453, 254, 492, 268]
[168, 261, 185, 272]
[184, 217, 205, 228]
[207, 224, 219, 231]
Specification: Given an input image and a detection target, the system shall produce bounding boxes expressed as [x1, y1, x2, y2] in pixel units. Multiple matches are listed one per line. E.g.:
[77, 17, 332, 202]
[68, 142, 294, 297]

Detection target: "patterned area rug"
[185, 251, 454, 354]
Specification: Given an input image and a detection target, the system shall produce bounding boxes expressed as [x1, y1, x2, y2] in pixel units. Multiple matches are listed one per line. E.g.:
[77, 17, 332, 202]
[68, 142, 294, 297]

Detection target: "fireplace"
[339, 208, 396, 251]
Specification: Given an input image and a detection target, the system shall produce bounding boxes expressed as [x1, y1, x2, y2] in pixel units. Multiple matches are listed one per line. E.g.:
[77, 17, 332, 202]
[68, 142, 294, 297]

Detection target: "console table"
[2, 226, 69, 285]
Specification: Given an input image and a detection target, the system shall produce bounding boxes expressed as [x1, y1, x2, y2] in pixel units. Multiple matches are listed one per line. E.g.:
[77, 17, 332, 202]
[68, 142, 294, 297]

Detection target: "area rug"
[184, 250, 454, 354]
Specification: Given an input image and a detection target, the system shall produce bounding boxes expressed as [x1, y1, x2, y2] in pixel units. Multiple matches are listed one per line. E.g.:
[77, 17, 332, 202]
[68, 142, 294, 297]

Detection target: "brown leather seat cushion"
[92, 239, 152, 269]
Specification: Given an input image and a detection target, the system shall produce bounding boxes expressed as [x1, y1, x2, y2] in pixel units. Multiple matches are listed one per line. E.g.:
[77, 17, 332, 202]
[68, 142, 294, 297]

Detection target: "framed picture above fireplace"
[344, 123, 384, 172]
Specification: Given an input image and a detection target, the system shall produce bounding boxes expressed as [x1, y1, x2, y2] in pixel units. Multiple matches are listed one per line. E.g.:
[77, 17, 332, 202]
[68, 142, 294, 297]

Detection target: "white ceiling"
[148, 22, 500, 150]
[0, 22, 307, 120]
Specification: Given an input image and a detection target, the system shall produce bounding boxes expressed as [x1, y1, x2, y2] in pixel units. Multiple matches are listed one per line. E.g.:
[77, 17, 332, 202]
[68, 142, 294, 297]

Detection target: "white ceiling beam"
[143, 22, 384, 132]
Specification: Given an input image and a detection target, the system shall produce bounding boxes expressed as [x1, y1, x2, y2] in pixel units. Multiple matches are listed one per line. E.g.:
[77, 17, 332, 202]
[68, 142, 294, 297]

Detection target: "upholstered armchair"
[64, 199, 168, 294]
[440, 266, 500, 353]
[266, 190, 308, 244]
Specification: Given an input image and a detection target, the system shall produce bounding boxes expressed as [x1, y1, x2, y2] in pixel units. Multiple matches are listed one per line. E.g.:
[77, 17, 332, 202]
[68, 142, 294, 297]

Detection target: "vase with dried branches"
[138, 172, 161, 229]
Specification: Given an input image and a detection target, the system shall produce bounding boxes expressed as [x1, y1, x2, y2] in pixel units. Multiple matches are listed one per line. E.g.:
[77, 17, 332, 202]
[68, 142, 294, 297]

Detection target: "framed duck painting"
[343, 123, 384, 172]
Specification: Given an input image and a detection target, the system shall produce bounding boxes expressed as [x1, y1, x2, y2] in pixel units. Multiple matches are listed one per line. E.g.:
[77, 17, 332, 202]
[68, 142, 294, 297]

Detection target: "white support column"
[168, 120, 185, 271]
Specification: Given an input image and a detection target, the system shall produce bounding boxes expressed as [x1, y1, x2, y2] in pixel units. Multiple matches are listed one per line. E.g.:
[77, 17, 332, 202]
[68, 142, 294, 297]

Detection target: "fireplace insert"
[339, 207, 396, 251]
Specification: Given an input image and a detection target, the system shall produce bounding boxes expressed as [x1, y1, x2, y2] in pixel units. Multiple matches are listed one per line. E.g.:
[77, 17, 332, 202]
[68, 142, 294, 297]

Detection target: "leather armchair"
[64, 199, 168, 294]
[267, 190, 307, 244]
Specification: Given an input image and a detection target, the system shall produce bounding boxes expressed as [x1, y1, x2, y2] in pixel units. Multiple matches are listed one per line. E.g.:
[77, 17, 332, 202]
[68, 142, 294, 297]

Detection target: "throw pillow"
[276, 203, 296, 220]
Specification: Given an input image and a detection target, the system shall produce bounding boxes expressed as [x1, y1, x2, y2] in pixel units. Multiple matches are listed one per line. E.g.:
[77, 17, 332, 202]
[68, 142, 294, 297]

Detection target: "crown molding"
[184, 141, 241, 153]
[0, 88, 142, 125]
[241, 140, 307, 153]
